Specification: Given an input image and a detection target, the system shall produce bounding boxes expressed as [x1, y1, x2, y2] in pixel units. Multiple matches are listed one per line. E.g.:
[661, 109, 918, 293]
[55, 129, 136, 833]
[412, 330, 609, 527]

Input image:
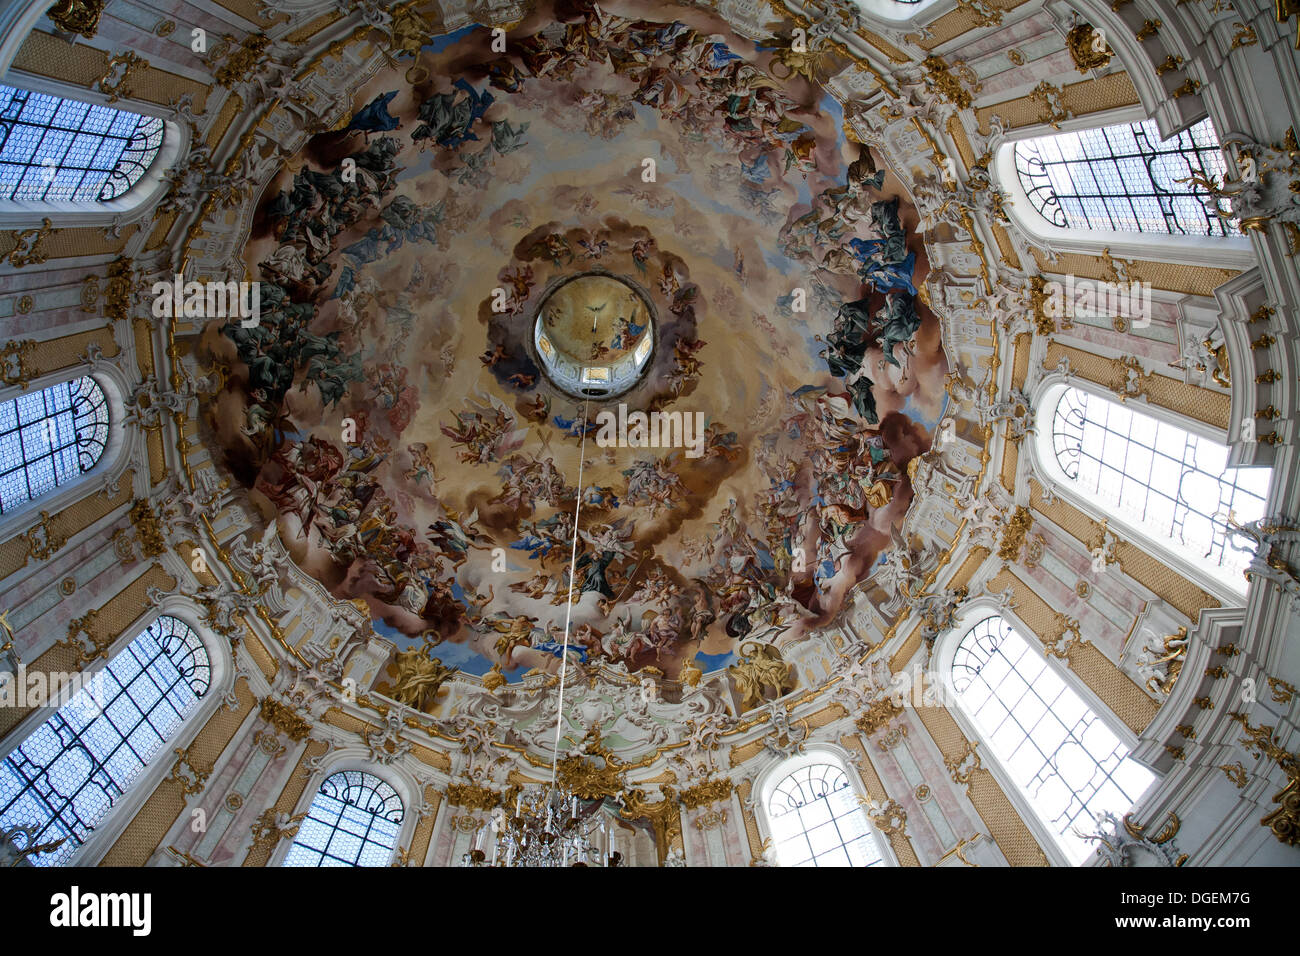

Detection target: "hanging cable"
[549, 396, 590, 791]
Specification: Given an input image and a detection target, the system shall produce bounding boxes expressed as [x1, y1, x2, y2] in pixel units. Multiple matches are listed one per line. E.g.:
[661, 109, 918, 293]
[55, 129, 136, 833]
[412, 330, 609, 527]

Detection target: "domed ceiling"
[197, 0, 950, 701]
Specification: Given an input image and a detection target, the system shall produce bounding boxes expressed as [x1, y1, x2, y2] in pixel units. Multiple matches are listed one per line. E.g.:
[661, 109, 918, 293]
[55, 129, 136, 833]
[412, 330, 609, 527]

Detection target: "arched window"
[0, 615, 211, 866]
[951, 615, 1154, 864]
[282, 770, 404, 867]
[0, 85, 164, 202]
[1014, 118, 1236, 236]
[764, 756, 885, 867]
[1047, 386, 1269, 591]
[0, 375, 109, 516]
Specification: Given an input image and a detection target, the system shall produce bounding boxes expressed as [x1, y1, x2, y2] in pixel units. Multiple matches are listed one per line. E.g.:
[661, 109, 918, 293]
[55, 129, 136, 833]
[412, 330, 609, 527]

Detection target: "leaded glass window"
[0, 376, 109, 516]
[0, 615, 211, 866]
[0, 86, 164, 202]
[282, 770, 404, 867]
[1014, 118, 1236, 235]
[765, 760, 884, 867]
[951, 615, 1154, 864]
[1050, 387, 1269, 589]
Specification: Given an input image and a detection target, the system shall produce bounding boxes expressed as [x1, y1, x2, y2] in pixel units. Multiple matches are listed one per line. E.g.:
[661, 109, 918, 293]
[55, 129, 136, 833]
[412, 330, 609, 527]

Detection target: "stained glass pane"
[282, 770, 404, 867]
[0, 615, 210, 865]
[1051, 387, 1270, 590]
[0, 86, 163, 202]
[1015, 118, 1236, 235]
[0, 376, 109, 515]
[766, 761, 884, 867]
[952, 615, 1154, 863]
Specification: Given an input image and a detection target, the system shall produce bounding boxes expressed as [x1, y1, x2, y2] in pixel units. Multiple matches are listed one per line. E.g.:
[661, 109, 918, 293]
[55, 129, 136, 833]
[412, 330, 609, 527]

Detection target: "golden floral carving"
[1227, 712, 1300, 846]
[1028, 81, 1070, 130]
[922, 55, 980, 110]
[7, 219, 53, 268]
[998, 506, 1033, 563]
[1066, 24, 1113, 73]
[446, 783, 501, 811]
[854, 696, 903, 737]
[22, 510, 66, 561]
[866, 798, 907, 837]
[680, 777, 734, 811]
[128, 498, 167, 557]
[258, 697, 312, 742]
[96, 52, 148, 104]
[47, 0, 106, 37]
[556, 728, 629, 800]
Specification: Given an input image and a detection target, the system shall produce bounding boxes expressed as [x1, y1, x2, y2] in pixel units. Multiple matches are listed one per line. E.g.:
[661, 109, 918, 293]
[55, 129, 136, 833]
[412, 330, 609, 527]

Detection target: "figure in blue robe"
[344, 91, 401, 139]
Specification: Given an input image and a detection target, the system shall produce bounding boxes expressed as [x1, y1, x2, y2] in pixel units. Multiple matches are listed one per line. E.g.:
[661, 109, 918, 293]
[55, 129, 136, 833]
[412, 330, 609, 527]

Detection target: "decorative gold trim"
[680, 777, 734, 811]
[46, 0, 105, 38]
[22, 510, 66, 561]
[1066, 24, 1113, 73]
[258, 696, 312, 742]
[6, 218, 53, 267]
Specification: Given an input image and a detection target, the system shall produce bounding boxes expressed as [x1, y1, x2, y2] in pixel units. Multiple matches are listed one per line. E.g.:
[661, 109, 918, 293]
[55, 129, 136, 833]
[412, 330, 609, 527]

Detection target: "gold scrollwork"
[997, 506, 1033, 563]
[1123, 811, 1180, 844]
[22, 510, 66, 561]
[47, 0, 106, 38]
[680, 777, 734, 811]
[96, 52, 148, 104]
[855, 696, 903, 737]
[866, 798, 908, 838]
[0, 340, 35, 392]
[1267, 676, 1297, 704]
[446, 783, 500, 811]
[1066, 24, 1113, 73]
[1226, 711, 1300, 846]
[6, 218, 53, 268]
[167, 746, 213, 796]
[945, 739, 981, 785]
[1220, 762, 1249, 788]
[258, 697, 312, 742]
[1028, 81, 1071, 130]
[128, 498, 168, 556]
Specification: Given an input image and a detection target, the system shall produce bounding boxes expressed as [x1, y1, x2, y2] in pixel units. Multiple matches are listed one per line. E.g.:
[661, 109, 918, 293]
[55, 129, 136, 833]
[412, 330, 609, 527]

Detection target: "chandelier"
[459, 787, 623, 867]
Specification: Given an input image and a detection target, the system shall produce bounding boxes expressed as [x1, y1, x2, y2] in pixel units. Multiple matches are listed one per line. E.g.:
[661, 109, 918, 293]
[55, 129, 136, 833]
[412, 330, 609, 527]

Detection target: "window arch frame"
[0, 363, 133, 549]
[272, 756, 420, 868]
[754, 744, 897, 868]
[930, 601, 1159, 867]
[1026, 375, 1273, 606]
[0, 600, 232, 866]
[990, 105, 1256, 272]
[0, 72, 186, 227]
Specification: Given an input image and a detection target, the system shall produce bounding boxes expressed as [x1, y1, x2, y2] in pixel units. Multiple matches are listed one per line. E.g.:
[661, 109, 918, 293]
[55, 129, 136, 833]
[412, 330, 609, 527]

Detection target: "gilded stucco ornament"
[1066, 23, 1114, 73]
[1081, 811, 1187, 866]
[1184, 128, 1300, 255]
[865, 797, 908, 838]
[680, 777, 734, 810]
[47, 0, 107, 38]
[6, 219, 53, 269]
[1136, 626, 1188, 699]
[259, 696, 313, 742]
[1224, 514, 1300, 608]
[248, 809, 308, 856]
[1228, 712, 1300, 847]
[21, 511, 66, 562]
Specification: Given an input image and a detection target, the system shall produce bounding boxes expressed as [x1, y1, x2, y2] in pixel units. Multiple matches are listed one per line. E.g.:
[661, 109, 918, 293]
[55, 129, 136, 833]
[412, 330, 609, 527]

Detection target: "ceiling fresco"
[196, 0, 952, 704]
